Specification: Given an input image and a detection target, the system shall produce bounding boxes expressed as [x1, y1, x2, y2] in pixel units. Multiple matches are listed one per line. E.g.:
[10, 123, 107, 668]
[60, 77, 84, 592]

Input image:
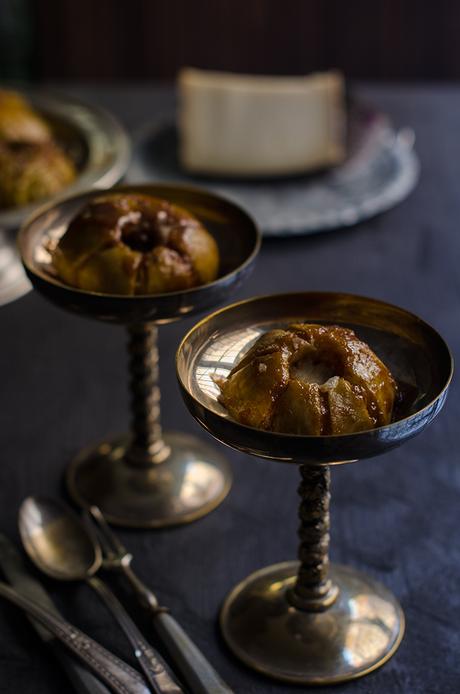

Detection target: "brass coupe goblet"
[176, 292, 452, 685]
[19, 183, 260, 528]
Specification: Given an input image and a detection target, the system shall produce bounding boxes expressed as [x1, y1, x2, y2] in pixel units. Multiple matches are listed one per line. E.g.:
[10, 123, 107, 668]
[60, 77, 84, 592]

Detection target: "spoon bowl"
[19, 496, 102, 581]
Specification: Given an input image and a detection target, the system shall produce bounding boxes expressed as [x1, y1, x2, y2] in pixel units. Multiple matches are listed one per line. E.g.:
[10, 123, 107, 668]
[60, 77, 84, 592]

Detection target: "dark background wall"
[1, 0, 459, 82]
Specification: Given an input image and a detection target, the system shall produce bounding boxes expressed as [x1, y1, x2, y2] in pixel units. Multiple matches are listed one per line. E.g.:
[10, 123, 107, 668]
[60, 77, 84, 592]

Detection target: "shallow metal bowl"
[18, 183, 261, 324]
[177, 292, 453, 464]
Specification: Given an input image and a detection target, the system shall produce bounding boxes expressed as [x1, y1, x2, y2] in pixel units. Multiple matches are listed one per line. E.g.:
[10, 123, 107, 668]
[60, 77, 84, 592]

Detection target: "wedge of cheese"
[178, 68, 346, 177]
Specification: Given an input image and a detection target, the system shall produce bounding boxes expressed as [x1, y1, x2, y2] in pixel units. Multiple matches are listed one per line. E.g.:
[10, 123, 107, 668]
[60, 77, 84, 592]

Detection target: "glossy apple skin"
[52, 193, 219, 295]
[218, 323, 396, 435]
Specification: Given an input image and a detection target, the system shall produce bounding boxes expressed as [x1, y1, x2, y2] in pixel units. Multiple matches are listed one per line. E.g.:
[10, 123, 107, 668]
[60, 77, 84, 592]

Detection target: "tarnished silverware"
[90, 506, 234, 694]
[0, 534, 110, 694]
[19, 497, 184, 694]
[0, 580, 150, 694]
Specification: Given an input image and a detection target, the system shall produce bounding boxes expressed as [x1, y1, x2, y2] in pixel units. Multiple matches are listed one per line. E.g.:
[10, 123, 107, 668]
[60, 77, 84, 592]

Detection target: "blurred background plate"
[0, 89, 131, 306]
[129, 101, 419, 237]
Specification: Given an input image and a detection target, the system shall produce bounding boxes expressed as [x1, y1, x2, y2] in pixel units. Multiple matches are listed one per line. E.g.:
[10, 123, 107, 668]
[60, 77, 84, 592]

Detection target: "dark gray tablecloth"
[0, 84, 459, 694]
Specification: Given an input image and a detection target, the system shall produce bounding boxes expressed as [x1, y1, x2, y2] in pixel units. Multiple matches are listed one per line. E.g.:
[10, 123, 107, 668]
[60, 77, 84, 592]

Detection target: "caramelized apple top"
[217, 323, 396, 435]
[52, 193, 220, 295]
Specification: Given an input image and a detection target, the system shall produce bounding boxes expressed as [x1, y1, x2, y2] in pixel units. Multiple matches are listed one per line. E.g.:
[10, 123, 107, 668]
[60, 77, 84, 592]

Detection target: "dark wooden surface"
[0, 83, 459, 693]
[28, 0, 460, 81]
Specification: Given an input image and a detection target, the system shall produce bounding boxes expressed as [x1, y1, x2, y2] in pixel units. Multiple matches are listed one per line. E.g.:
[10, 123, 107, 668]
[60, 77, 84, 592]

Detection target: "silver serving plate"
[130, 101, 419, 237]
[0, 89, 131, 306]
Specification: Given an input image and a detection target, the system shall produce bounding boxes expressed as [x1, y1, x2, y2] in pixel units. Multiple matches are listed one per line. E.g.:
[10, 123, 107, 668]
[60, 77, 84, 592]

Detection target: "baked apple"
[0, 141, 76, 208]
[0, 89, 51, 144]
[52, 193, 220, 295]
[217, 323, 396, 435]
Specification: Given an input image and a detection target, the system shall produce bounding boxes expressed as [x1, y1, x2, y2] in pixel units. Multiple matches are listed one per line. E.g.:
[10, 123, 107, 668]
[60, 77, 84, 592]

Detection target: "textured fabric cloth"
[0, 84, 458, 693]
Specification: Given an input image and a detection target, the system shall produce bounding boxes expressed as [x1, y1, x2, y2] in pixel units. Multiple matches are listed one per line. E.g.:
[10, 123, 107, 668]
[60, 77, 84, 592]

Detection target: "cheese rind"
[178, 68, 346, 177]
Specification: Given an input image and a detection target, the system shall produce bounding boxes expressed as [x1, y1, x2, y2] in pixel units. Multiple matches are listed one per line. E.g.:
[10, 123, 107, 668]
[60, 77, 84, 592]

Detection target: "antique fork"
[87, 506, 233, 694]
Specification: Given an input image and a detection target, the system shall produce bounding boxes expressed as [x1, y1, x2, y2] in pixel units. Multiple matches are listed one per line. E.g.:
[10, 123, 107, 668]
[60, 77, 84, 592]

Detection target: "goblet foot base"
[220, 561, 404, 685]
[66, 431, 232, 528]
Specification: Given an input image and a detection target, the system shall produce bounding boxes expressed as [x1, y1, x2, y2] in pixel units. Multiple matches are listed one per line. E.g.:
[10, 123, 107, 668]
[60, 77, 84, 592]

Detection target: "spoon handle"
[0, 581, 149, 694]
[89, 576, 184, 694]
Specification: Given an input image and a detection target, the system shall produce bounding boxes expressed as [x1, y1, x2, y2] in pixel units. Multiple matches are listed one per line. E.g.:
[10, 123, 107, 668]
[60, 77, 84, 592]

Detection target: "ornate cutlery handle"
[49, 642, 113, 694]
[89, 575, 184, 694]
[0, 582, 149, 694]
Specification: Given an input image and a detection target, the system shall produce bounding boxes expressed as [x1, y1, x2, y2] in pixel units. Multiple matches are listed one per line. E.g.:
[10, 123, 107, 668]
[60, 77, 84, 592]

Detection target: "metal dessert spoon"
[19, 496, 184, 694]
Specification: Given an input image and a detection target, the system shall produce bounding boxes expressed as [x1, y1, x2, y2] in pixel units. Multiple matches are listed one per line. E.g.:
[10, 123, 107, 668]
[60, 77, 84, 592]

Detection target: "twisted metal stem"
[288, 465, 339, 611]
[125, 324, 169, 467]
